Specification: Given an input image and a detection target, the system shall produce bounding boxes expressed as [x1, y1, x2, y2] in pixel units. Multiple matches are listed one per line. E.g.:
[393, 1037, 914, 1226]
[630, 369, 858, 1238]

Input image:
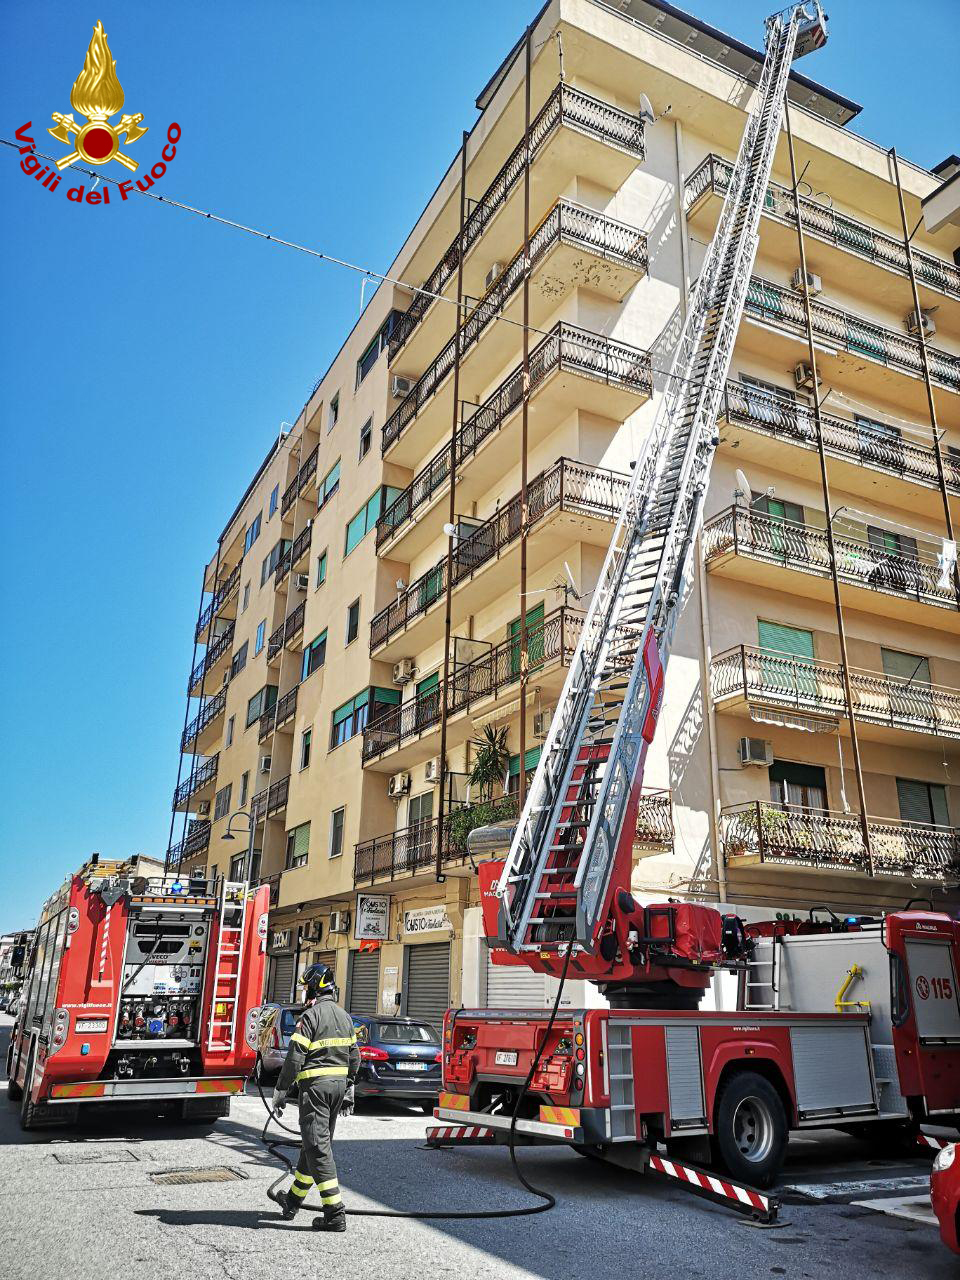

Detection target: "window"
[302, 630, 327, 680]
[867, 524, 918, 560]
[881, 648, 931, 686]
[328, 393, 340, 433]
[408, 792, 434, 858]
[329, 807, 345, 858]
[316, 549, 328, 588]
[229, 852, 245, 882]
[214, 783, 233, 822]
[269, 484, 279, 518]
[241, 582, 250, 613]
[285, 821, 311, 869]
[356, 312, 399, 386]
[508, 746, 542, 795]
[243, 514, 262, 553]
[897, 778, 949, 827]
[230, 641, 248, 679]
[346, 599, 361, 645]
[246, 684, 278, 728]
[855, 415, 903, 467]
[757, 620, 816, 696]
[359, 417, 372, 460]
[240, 770, 249, 807]
[300, 728, 313, 770]
[320, 461, 340, 507]
[345, 490, 382, 556]
[226, 715, 235, 748]
[262, 538, 291, 586]
[255, 619, 266, 655]
[769, 760, 827, 813]
[250, 849, 262, 882]
[330, 687, 399, 748]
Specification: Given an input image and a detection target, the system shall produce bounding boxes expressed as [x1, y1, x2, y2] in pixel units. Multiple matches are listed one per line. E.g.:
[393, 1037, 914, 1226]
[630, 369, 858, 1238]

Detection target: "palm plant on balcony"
[468, 725, 511, 801]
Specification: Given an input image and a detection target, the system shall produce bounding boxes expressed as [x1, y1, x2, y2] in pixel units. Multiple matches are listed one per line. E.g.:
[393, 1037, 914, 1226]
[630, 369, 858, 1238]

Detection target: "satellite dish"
[563, 561, 583, 601]
[734, 468, 752, 502]
[638, 93, 656, 124]
[395, 578, 406, 593]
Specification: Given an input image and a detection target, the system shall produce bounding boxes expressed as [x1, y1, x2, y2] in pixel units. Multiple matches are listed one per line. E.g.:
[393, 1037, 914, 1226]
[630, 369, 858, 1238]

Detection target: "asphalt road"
[0, 1015, 952, 1280]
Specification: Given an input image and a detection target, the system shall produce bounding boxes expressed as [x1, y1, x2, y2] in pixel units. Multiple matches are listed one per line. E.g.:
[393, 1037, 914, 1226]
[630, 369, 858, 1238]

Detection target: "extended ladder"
[206, 878, 249, 1052]
[495, 4, 828, 955]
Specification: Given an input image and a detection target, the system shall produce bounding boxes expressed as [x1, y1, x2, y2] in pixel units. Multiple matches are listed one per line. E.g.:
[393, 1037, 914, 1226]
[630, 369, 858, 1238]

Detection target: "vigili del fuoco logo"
[15, 20, 181, 206]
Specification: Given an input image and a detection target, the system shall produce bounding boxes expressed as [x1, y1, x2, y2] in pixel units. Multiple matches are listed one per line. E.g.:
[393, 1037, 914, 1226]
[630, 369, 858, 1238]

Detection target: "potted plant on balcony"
[445, 726, 514, 858]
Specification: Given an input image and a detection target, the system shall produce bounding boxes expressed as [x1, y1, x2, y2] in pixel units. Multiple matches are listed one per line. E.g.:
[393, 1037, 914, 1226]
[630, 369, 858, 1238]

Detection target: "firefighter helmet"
[301, 962, 336, 997]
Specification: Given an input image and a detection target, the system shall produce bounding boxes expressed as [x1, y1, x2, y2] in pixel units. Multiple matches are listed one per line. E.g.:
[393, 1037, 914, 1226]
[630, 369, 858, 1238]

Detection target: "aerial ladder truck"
[430, 5, 960, 1215]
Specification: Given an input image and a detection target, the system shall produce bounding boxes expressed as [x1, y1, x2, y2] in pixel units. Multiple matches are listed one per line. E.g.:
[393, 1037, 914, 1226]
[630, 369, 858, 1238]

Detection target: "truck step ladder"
[206, 879, 249, 1053]
[740, 936, 783, 1011]
[494, 3, 827, 956]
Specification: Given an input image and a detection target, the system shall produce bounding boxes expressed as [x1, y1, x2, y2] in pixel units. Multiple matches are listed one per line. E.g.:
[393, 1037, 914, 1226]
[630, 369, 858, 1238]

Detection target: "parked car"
[4, 995, 20, 1020]
[352, 1016, 442, 1112]
[931, 1142, 960, 1255]
[254, 1003, 305, 1082]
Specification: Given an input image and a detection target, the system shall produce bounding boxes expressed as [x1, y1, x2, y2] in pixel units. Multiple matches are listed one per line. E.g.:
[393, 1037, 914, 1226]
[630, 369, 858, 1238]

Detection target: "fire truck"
[5, 855, 269, 1129]
[430, 2, 960, 1209]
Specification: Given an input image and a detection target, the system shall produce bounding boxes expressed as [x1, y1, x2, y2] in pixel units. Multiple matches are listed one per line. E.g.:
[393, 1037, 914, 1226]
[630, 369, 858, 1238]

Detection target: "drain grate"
[53, 1149, 140, 1165]
[150, 1166, 247, 1186]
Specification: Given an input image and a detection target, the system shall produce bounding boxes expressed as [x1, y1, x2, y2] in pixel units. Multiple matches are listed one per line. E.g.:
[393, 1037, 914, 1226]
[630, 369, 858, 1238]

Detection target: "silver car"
[255, 1003, 304, 1081]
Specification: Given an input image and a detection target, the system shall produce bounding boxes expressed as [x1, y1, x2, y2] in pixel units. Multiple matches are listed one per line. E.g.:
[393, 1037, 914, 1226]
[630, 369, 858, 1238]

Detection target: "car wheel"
[713, 1071, 788, 1189]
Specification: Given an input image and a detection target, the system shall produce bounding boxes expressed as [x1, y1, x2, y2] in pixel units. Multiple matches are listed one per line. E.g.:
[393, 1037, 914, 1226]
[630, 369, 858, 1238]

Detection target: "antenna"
[563, 561, 583, 601]
[734, 468, 752, 503]
[638, 93, 656, 124]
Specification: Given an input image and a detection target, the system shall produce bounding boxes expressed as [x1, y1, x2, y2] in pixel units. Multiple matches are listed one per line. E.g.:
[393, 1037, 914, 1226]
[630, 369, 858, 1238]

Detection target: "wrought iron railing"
[267, 600, 306, 661]
[167, 819, 211, 864]
[370, 458, 630, 651]
[712, 645, 960, 738]
[635, 790, 674, 850]
[721, 381, 960, 494]
[181, 686, 228, 751]
[195, 563, 241, 641]
[687, 154, 960, 302]
[188, 622, 234, 692]
[743, 275, 960, 393]
[389, 84, 646, 360]
[258, 685, 299, 742]
[252, 773, 290, 822]
[281, 444, 319, 516]
[702, 506, 959, 612]
[275, 524, 313, 586]
[172, 754, 219, 809]
[721, 801, 959, 880]
[378, 321, 652, 547]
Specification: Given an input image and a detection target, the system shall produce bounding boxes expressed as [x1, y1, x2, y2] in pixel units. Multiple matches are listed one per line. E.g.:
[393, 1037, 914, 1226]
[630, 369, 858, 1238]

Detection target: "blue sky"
[1, 0, 957, 931]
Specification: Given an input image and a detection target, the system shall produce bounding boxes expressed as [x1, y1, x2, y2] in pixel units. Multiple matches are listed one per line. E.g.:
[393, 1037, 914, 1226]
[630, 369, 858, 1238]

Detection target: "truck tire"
[713, 1071, 787, 1189]
[19, 1042, 41, 1131]
[181, 1097, 230, 1123]
[6, 1040, 23, 1103]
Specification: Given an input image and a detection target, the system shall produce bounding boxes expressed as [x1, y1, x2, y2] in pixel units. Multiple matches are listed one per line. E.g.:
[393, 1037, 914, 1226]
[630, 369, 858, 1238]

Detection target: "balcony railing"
[251, 773, 290, 822]
[721, 801, 959, 881]
[188, 622, 234, 692]
[635, 789, 675, 850]
[712, 645, 960, 739]
[378, 321, 652, 547]
[181, 686, 228, 751]
[389, 83, 645, 360]
[167, 819, 211, 865]
[702, 506, 959, 613]
[195, 564, 241, 641]
[370, 458, 630, 651]
[722, 381, 960, 494]
[267, 600, 306, 661]
[275, 524, 312, 586]
[686, 154, 960, 302]
[258, 685, 299, 742]
[172, 754, 219, 809]
[384, 308, 652, 455]
[281, 444, 319, 516]
[743, 275, 960, 393]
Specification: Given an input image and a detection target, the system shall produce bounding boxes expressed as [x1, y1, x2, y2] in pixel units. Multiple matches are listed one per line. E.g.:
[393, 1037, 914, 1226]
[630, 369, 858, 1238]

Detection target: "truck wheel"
[19, 1042, 41, 1131]
[181, 1098, 230, 1124]
[713, 1071, 787, 1189]
[6, 1040, 23, 1103]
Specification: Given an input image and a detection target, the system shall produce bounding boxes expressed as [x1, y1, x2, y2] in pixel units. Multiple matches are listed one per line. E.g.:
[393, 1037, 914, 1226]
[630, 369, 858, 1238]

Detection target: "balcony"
[721, 802, 959, 882]
[634, 790, 675, 854]
[702, 506, 960, 633]
[720, 381, 960, 517]
[369, 458, 629, 660]
[188, 622, 234, 695]
[181, 686, 228, 753]
[172, 754, 219, 811]
[281, 444, 319, 517]
[390, 83, 646, 366]
[275, 524, 312, 587]
[195, 564, 241, 641]
[258, 685, 299, 743]
[267, 600, 306, 662]
[167, 819, 211, 867]
[378, 322, 652, 556]
[686, 155, 960, 315]
[711, 645, 960, 743]
[251, 773, 290, 822]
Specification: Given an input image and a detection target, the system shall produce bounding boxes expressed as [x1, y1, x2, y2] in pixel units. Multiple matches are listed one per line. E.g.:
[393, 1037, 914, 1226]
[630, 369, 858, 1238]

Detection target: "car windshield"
[279, 1007, 304, 1036]
[376, 1022, 440, 1045]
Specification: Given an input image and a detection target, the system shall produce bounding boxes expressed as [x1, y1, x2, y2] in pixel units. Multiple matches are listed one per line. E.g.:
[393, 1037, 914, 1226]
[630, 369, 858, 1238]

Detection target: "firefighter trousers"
[289, 1078, 348, 1214]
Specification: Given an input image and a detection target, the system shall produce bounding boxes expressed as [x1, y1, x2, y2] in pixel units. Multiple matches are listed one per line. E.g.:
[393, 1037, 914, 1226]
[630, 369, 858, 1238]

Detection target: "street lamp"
[222, 809, 257, 885]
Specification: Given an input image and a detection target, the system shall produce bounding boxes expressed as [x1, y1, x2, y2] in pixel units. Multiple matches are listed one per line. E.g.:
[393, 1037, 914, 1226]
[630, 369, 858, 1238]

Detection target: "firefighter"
[271, 962, 359, 1231]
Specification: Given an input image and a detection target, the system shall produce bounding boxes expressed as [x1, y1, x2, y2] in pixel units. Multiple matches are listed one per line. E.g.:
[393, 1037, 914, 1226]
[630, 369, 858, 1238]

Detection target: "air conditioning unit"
[794, 362, 821, 392]
[196, 801, 211, 816]
[388, 771, 411, 798]
[534, 707, 555, 738]
[905, 308, 937, 338]
[259, 754, 272, 773]
[424, 757, 441, 783]
[294, 573, 309, 592]
[328, 910, 351, 935]
[393, 657, 415, 685]
[738, 736, 774, 768]
[791, 267, 822, 297]
[391, 374, 413, 398]
[484, 262, 505, 291]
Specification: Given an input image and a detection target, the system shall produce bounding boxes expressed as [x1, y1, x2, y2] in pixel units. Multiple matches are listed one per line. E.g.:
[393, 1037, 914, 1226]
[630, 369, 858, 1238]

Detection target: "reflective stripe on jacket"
[276, 995, 360, 1094]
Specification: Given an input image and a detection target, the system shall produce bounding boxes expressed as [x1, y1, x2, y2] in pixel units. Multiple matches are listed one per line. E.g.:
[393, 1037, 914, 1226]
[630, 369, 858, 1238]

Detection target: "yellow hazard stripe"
[315, 1178, 339, 1192]
[290, 1183, 310, 1198]
[290, 1033, 356, 1050]
[51, 1082, 106, 1099]
[539, 1105, 581, 1126]
[293, 1172, 314, 1186]
[296, 1065, 350, 1081]
[320, 1193, 343, 1206]
[439, 1091, 470, 1111]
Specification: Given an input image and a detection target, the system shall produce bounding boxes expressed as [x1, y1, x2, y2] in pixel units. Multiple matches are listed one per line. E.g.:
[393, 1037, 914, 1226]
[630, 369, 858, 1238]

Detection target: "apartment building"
[167, 0, 960, 1022]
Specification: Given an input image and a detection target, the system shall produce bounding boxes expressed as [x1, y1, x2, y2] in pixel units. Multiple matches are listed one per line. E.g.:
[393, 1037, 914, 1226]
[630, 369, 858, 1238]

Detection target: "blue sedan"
[352, 1016, 442, 1112]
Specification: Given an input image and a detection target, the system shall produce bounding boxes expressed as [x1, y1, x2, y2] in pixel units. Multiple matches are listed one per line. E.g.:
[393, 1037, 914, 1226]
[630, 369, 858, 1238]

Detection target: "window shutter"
[881, 649, 930, 684]
[293, 822, 310, 861]
[758, 621, 814, 659]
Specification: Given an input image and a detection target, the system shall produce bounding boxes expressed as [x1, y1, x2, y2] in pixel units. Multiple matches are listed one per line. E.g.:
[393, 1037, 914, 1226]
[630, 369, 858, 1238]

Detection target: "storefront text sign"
[355, 893, 390, 940]
[403, 905, 452, 935]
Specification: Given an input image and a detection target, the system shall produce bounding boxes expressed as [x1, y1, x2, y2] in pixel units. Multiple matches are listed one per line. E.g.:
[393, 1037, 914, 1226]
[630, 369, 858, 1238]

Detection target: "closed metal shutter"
[348, 951, 380, 1017]
[268, 953, 295, 1003]
[485, 949, 547, 1008]
[404, 942, 450, 1031]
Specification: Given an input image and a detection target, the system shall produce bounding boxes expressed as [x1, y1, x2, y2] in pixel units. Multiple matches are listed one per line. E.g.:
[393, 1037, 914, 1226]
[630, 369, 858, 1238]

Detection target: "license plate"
[75, 1018, 108, 1033]
[397, 1062, 428, 1072]
[495, 1050, 518, 1067]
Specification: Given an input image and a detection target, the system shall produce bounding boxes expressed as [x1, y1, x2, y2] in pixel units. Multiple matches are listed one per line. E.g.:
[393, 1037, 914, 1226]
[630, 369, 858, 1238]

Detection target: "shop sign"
[403, 905, 452, 935]
[355, 894, 390, 941]
[270, 929, 292, 952]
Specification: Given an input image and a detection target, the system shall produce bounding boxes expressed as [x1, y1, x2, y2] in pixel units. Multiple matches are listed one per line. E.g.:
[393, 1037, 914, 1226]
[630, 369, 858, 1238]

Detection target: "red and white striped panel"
[917, 1132, 953, 1152]
[648, 1154, 772, 1215]
[426, 1124, 495, 1145]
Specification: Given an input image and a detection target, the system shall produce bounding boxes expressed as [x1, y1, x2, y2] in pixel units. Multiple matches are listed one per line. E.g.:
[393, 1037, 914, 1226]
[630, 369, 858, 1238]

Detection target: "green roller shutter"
[758, 621, 815, 697]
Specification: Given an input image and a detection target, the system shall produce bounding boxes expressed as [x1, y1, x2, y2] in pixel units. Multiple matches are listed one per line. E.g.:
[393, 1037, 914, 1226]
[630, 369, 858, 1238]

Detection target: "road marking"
[851, 1194, 937, 1227]
[781, 1176, 929, 1201]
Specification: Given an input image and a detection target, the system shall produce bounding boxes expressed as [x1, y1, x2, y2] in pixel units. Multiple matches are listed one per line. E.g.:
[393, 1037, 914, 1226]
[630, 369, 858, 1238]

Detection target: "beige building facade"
[167, 0, 960, 1023]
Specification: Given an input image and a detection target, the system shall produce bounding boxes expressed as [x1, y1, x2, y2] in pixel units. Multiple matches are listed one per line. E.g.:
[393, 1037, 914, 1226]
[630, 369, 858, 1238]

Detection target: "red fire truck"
[5, 855, 269, 1129]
